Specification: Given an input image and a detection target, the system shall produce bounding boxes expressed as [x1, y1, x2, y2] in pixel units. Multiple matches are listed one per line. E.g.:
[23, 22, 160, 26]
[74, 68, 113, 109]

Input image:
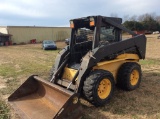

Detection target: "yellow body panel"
[93, 54, 139, 82]
[62, 67, 78, 81]
[62, 54, 139, 82]
[116, 53, 139, 59]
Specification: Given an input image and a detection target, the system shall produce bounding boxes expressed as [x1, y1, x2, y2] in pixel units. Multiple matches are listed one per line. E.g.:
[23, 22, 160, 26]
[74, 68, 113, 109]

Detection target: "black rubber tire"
[117, 62, 142, 91]
[49, 65, 55, 80]
[83, 69, 115, 107]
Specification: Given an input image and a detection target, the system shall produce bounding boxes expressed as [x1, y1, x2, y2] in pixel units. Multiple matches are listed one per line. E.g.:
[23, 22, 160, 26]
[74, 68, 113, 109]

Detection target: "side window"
[100, 26, 115, 43]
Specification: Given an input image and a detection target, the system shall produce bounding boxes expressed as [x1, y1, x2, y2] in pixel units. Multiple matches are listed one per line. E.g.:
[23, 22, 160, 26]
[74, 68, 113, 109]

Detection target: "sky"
[0, 0, 159, 27]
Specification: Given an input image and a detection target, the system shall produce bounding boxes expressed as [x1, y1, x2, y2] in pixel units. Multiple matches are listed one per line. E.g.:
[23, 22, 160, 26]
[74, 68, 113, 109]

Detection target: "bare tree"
[138, 13, 156, 22]
[129, 15, 137, 21]
[138, 14, 145, 22]
[155, 16, 160, 24]
[123, 15, 130, 22]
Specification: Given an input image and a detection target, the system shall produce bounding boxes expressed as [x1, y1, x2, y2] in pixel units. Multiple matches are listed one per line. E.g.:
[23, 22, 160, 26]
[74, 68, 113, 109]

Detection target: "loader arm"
[103, 16, 137, 36]
[54, 46, 69, 70]
[51, 46, 70, 82]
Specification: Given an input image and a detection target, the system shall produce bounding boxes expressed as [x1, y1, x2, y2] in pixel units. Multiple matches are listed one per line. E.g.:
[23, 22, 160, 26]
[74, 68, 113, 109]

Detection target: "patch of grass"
[0, 63, 46, 79]
[1, 78, 19, 95]
[157, 113, 160, 119]
[0, 99, 10, 119]
[0, 64, 16, 78]
[131, 114, 139, 119]
[140, 59, 160, 65]
[152, 72, 160, 76]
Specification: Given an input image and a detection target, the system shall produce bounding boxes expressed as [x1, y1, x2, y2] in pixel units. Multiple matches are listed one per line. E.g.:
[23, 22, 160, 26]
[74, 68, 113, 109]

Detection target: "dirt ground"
[0, 34, 160, 119]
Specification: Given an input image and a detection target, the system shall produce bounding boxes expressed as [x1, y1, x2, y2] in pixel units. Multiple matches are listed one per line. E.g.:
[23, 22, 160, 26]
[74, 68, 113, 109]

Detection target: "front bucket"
[8, 75, 82, 119]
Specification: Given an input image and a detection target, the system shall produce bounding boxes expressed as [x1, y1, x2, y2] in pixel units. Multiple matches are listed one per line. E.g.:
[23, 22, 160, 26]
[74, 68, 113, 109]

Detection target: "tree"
[123, 21, 144, 31]
[129, 15, 137, 21]
[123, 13, 160, 31]
[123, 15, 130, 22]
[141, 16, 158, 31]
[155, 16, 160, 24]
[138, 13, 156, 22]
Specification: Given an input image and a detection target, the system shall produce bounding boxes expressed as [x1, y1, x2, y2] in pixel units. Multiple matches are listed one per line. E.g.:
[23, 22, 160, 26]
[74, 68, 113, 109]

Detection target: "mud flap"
[8, 75, 82, 119]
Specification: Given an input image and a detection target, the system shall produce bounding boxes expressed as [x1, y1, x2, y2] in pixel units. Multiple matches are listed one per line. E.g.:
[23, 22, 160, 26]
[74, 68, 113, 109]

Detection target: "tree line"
[122, 13, 160, 31]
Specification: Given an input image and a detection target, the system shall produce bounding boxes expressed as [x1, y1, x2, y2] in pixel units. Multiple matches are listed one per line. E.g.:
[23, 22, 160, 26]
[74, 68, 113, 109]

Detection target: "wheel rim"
[98, 78, 111, 99]
[130, 69, 139, 86]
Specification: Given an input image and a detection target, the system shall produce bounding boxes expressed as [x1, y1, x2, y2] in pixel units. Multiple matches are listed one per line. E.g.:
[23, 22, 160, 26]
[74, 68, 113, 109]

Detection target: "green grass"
[0, 99, 10, 119]
[0, 50, 56, 79]
[1, 78, 19, 95]
[140, 59, 160, 65]
[0, 64, 16, 78]
[0, 61, 53, 79]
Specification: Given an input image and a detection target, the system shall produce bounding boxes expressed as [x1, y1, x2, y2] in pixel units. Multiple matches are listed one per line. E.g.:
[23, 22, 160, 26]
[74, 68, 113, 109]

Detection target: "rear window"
[75, 28, 94, 43]
[44, 40, 54, 44]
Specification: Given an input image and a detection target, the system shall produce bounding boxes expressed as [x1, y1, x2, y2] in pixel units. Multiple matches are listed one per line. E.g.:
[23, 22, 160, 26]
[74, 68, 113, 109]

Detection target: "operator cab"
[68, 16, 122, 68]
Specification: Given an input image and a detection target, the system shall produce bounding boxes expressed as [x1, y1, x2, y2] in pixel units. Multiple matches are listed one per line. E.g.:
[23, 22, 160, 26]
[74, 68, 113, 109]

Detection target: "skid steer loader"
[8, 16, 146, 119]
